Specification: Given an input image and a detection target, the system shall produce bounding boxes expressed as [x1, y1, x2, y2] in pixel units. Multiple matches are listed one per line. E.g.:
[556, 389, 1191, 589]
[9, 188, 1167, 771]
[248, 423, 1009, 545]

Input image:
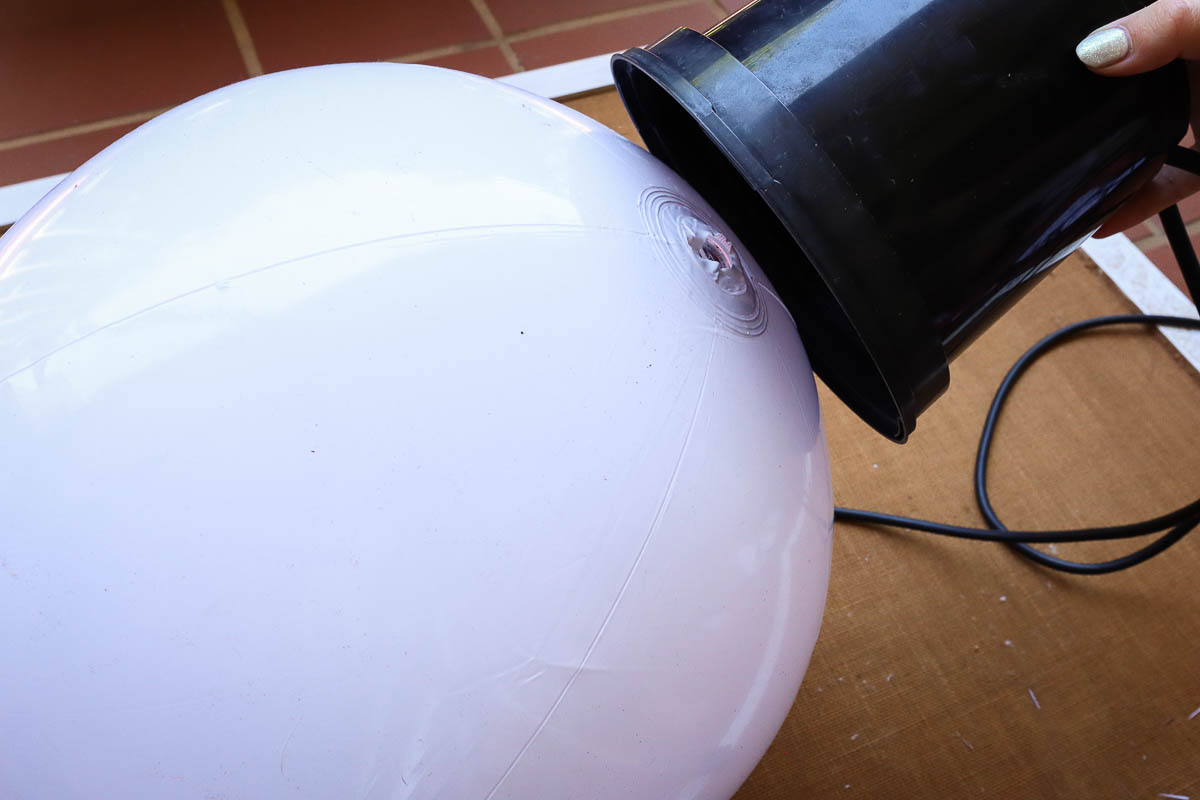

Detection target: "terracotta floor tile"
[511, 3, 722, 70]
[6, 1, 154, 31]
[240, 0, 491, 72]
[0, 1, 245, 141]
[418, 46, 513, 77]
[1144, 238, 1196, 296]
[1122, 221, 1156, 243]
[1172, 190, 1200, 224]
[486, 0, 669, 36]
[716, 0, 748, 13]
[0, 123, 143, 188]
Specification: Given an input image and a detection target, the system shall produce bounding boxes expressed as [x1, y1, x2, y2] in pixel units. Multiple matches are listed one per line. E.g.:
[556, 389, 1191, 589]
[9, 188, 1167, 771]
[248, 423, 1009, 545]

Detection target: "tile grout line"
[387, 39, 498, 65]
[1129, 218, 1163, 249]
[506, 0, 702, 43]
[0, 108, 172, 152]
[0, 1, 704, 152]
[220, 0, 265, 77]
[1134, 232, 1167, 251]
[468, 0, 524, 72]
[2, 0, 263, 154]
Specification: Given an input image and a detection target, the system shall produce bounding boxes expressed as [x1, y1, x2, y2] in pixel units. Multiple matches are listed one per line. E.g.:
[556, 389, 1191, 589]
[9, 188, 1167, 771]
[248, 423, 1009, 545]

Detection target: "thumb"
[1077, 0, 1200, 75]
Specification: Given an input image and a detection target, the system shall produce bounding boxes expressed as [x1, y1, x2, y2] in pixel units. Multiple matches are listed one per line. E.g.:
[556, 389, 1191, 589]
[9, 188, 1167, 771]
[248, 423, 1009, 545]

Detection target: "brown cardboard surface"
[566, 88, 1200, 798]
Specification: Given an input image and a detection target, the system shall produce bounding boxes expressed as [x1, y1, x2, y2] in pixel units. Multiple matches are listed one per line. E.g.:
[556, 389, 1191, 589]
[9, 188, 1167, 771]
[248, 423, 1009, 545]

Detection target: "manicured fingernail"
[1076, 28, 1131, 68]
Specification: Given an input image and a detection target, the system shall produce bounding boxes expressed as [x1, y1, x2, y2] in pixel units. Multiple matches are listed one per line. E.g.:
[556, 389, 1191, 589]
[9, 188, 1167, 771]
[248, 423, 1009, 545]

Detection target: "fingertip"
[1076, 27, 1133, 70]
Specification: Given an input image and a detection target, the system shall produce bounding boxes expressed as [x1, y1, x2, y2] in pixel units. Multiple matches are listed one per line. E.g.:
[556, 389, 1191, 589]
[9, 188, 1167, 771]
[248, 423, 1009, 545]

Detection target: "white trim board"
[497, 52, 616, 100]
[1081, 234, 1200, 373]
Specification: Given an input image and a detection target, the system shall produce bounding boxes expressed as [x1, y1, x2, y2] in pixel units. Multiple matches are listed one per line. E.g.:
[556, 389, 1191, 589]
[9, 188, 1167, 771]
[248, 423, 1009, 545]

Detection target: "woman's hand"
[1077, 0, 1200, 236]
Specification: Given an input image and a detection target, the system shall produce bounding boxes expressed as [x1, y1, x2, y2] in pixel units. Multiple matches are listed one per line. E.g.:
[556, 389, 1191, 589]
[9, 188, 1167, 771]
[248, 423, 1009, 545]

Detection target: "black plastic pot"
[613, 0, 1189, 442]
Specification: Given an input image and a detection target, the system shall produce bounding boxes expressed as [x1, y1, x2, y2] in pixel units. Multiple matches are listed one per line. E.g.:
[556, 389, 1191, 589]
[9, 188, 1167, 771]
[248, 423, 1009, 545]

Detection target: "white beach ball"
[0, 64, 832, 800]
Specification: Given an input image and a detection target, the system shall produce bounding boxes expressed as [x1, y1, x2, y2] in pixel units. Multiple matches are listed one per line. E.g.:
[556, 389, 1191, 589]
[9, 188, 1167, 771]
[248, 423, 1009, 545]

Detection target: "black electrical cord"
[834, 144, 1200, 575]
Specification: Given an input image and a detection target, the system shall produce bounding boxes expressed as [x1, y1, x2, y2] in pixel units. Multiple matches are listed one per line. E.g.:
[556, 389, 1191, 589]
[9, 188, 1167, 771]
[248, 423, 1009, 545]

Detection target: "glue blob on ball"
[0, 65, 833, 799]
